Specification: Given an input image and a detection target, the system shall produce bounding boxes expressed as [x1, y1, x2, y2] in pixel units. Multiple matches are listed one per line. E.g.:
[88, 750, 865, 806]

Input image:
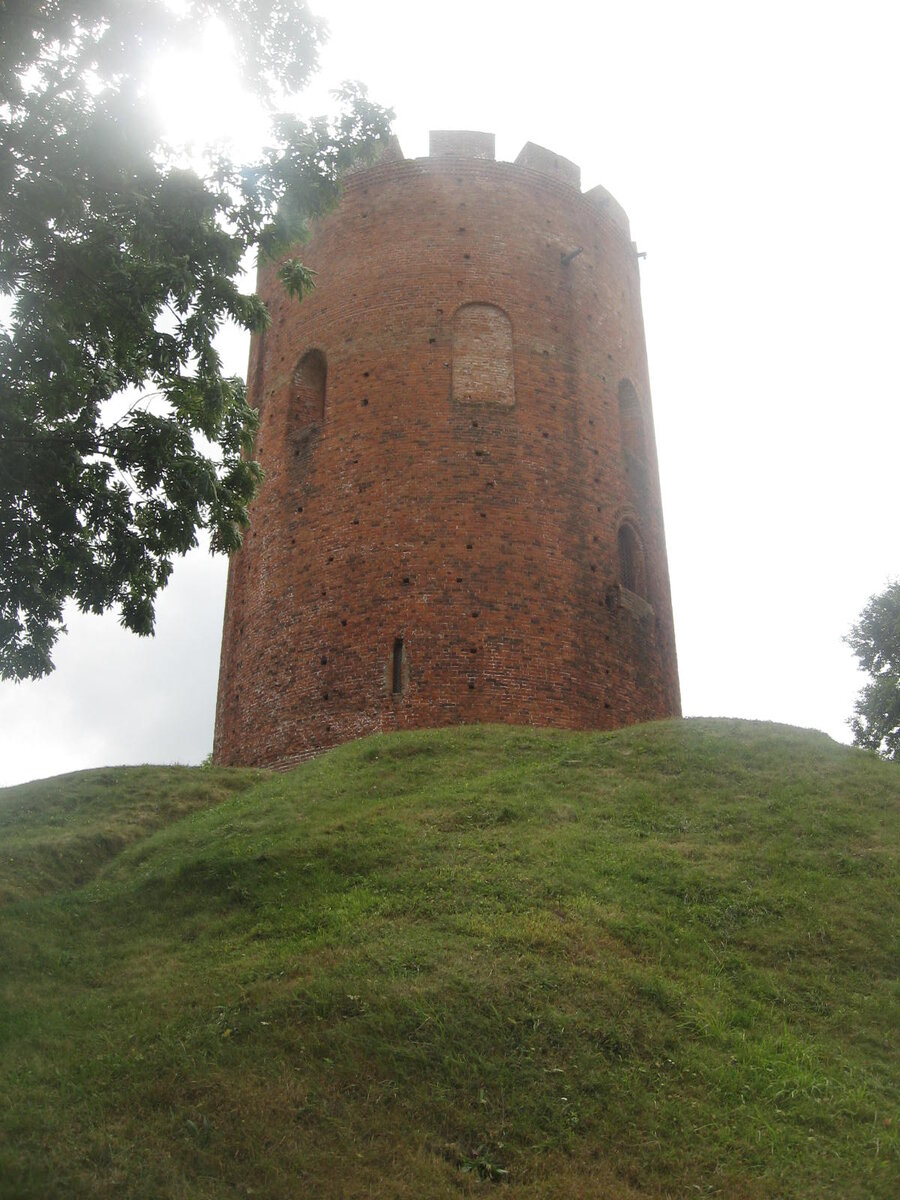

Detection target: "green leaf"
[0, 0, 394, 680]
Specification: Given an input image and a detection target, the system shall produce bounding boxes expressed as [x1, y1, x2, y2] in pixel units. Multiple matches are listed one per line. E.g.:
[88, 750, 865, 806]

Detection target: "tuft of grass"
[0, 720, 897, 1199]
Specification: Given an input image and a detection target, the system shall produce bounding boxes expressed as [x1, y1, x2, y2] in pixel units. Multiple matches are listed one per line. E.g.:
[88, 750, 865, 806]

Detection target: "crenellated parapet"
[363, 129, 630, 237]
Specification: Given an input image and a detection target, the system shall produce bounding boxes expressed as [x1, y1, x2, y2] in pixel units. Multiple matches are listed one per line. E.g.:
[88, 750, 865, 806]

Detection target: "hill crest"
[1, 720, 897, 1198]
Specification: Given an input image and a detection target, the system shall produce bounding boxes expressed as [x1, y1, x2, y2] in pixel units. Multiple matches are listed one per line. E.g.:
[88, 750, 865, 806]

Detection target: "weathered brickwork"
[213, 133, 681, 769]
[452, 304, 515, 406]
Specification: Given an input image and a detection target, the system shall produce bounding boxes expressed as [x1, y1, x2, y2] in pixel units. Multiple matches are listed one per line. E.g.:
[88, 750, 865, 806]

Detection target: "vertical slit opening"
[392, 638, 404, 695]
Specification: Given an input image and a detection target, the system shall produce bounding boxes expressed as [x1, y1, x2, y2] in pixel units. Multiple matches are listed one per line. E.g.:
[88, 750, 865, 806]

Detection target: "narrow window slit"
[392, 638, 404, 695]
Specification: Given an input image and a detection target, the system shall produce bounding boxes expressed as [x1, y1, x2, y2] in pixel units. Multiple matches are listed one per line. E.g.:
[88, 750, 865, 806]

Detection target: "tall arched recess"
[617, 378, 645, 462]
[617, 521, 647, 598]
[451, 303, 515, 405]
[291, 348, 327, 432]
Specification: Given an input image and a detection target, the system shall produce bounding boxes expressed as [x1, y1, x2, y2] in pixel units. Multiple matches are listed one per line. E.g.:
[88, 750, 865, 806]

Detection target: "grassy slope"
[0, 764, 266, 904]
[0, 720, 897, 1199]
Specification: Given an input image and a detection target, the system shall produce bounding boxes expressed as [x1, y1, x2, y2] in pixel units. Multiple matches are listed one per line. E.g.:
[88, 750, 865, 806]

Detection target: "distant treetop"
[845, 580, 900, 760]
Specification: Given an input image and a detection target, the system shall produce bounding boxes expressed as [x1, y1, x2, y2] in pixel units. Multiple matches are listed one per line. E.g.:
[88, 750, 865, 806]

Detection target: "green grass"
[0, 763, 265, 904]
[0, 720, 897, 1198]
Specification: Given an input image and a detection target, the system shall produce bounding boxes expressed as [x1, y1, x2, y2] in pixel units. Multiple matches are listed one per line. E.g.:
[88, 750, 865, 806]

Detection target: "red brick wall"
[213, 140, 681, 768]
[452, 304, 515, 405]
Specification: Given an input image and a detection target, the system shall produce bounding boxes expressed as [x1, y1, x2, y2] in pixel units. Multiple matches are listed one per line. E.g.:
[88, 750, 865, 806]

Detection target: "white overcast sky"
[1, 0, 898, 787]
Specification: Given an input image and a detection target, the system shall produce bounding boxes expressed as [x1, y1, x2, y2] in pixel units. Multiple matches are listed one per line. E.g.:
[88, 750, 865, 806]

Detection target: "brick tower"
[214, 131, 680, 769]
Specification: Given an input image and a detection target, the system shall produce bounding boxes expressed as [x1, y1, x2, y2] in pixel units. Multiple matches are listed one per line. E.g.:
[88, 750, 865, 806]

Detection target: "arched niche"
[451, 304, 515, 406]
[617, 521, 647, 598]
[617, 378, 646, 462]
[290, 348, 327, 431]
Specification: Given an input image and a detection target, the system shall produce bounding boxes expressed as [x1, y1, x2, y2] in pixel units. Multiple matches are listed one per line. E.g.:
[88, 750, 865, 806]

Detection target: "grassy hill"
[0, 720, 897, 1199]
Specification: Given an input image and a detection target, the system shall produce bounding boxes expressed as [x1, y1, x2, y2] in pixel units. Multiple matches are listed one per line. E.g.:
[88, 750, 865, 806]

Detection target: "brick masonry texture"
[213, 135, 681, 769]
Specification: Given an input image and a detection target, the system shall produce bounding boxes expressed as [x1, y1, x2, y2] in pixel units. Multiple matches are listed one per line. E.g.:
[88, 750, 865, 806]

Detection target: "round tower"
[214, 131, 680, 769]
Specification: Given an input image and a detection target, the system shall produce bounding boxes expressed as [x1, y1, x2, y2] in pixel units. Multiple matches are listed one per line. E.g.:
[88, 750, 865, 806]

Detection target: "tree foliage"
[845, 581, 900, 760]
[0, 1, 392, 680]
